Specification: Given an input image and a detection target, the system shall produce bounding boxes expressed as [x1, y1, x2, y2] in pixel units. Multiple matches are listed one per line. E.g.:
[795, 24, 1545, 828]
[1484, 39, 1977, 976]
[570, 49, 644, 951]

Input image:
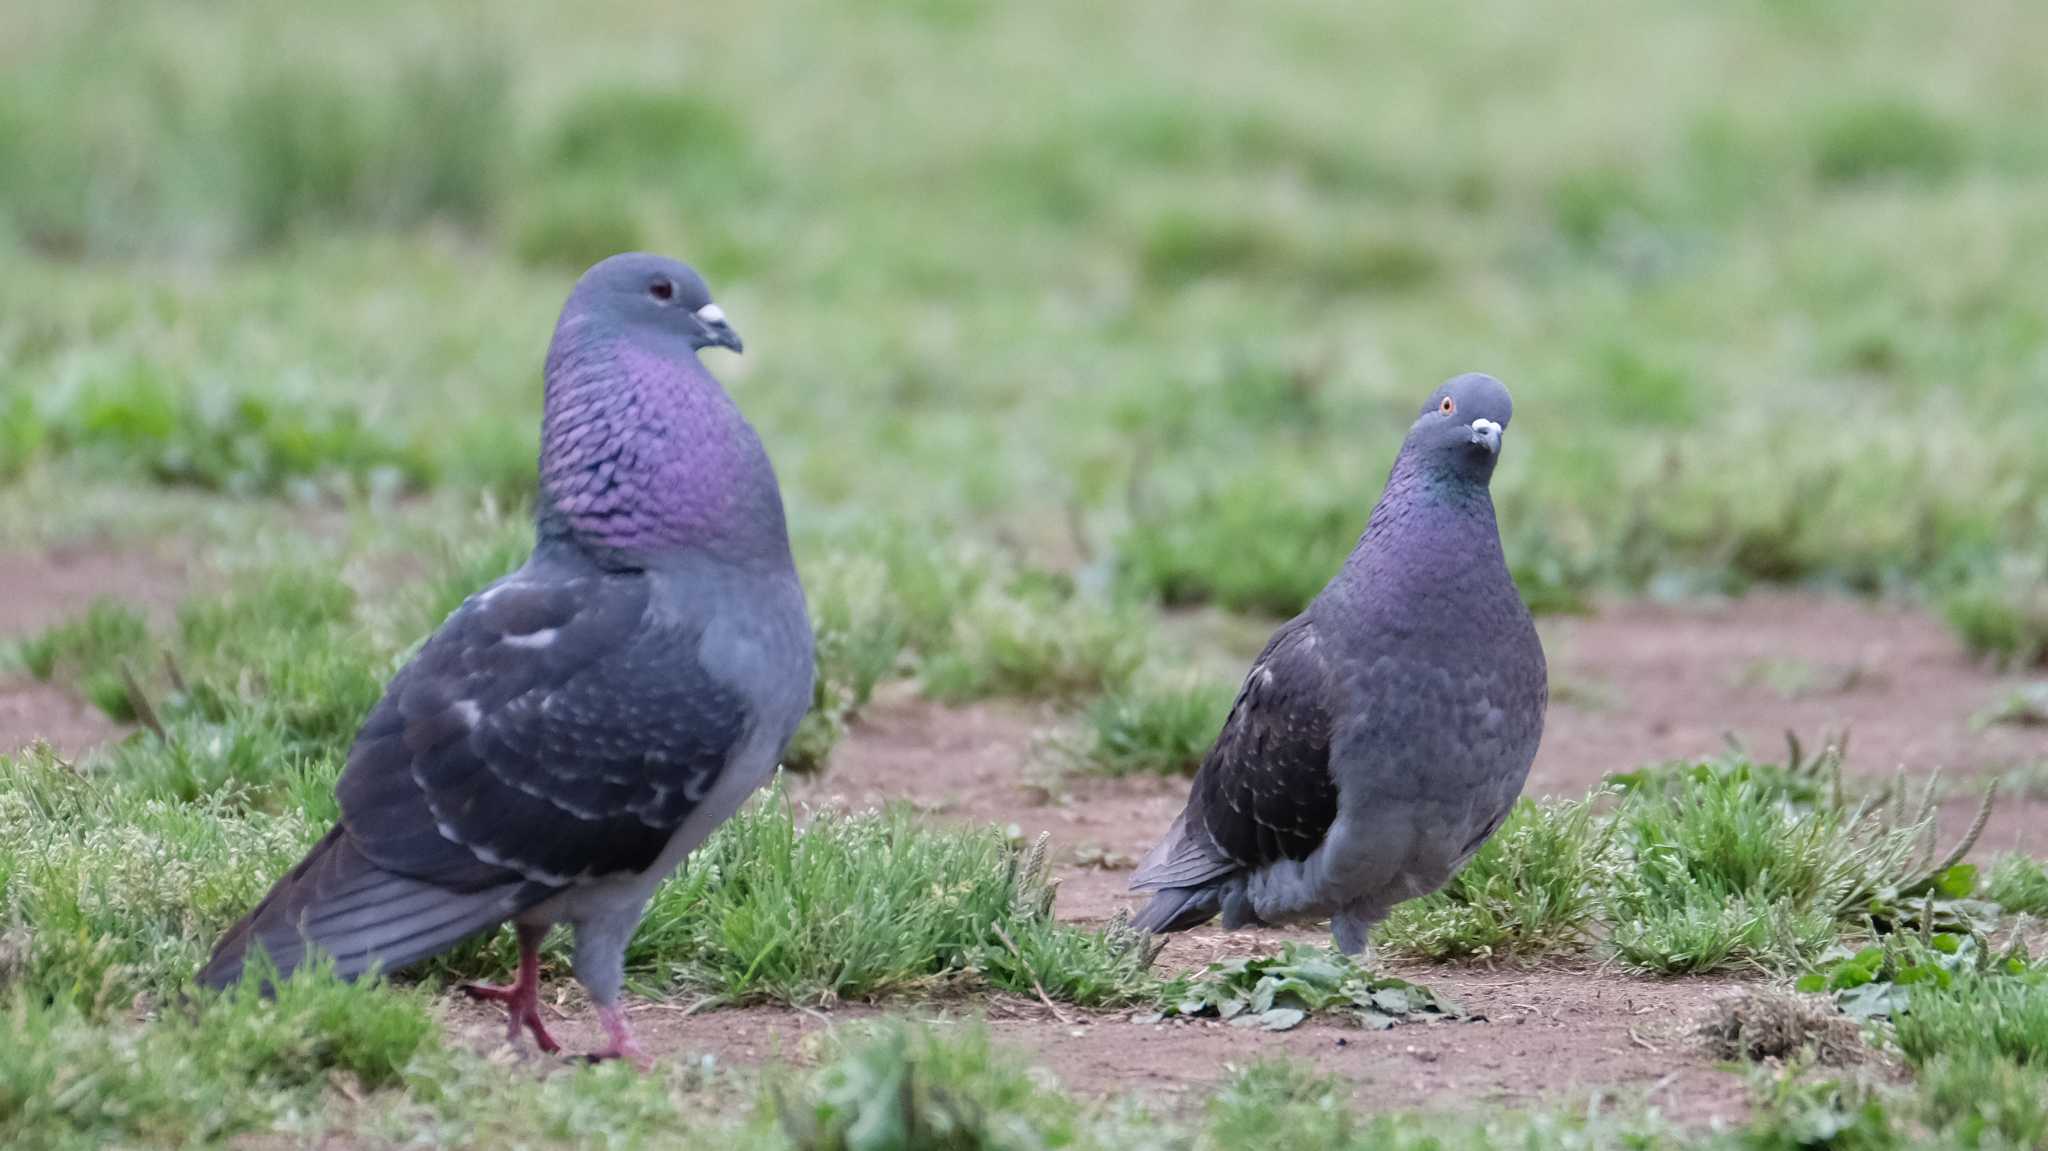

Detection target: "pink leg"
[460, 923, 561, 1054]
[588, 1002, 651, 1069]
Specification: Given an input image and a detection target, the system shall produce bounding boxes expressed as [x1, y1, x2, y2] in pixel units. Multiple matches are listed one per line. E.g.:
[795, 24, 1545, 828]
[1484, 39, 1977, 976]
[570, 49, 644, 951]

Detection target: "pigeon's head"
[566, 252, 743, 355]
[1405, 372, 1514, 484]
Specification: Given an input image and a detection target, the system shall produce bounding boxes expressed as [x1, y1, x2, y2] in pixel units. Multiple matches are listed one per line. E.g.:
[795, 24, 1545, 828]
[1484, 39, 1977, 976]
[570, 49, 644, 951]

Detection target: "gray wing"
[1131, 615, 1338, 890]
[199, 559, 753, 987]
[337, 565, 751, 887]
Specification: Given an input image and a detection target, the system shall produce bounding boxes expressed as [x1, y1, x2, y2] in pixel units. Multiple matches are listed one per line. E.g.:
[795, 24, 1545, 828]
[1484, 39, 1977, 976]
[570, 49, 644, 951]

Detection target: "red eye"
[648, 279, 675, 302]
[1440, 396, 1456, 414]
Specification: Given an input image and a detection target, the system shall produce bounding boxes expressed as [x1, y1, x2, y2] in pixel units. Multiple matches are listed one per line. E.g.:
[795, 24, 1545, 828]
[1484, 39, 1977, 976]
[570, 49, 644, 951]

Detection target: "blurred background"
[2, 0, 2046, 652]
[4, 9, 2048, 1130]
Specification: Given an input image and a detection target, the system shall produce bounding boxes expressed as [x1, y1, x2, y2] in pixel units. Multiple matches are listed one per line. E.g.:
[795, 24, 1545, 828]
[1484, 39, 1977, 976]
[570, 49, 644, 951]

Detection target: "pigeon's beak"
[695, 303, 744, 355]
[1468, 418, 1502, 455]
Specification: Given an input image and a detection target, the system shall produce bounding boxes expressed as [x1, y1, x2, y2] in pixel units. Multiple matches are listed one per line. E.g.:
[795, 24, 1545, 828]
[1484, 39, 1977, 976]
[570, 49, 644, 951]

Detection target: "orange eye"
[1440, 396, 1456, 415]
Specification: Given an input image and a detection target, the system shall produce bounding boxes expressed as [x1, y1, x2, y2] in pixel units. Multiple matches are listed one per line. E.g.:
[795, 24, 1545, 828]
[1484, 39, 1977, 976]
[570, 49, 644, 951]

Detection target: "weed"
[1148, 943, 1466, 1032]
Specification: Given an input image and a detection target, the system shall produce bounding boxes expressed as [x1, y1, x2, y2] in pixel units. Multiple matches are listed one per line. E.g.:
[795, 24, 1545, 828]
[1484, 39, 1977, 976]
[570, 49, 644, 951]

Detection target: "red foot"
[462, 979, 562, 1054]
[583, 1003, 652, 1069]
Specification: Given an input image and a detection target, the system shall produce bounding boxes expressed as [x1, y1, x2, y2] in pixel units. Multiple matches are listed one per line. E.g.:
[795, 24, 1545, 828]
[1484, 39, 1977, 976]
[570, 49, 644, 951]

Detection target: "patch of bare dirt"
[438, 961, 1750, 1126]
[0, 541, 191, 638]
[0, 542, 192, 757]
[0, 678, 128, 758]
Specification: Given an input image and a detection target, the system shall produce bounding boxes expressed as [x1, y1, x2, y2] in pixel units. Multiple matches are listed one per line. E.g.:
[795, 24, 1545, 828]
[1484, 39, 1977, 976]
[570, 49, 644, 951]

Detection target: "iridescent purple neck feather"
[537, 308, 789, 569]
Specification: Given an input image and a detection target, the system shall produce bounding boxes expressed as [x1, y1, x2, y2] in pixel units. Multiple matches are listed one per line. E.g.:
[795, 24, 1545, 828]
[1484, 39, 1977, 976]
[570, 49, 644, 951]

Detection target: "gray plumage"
[200, 254, 812, 1060]
[1130, 373, 1546, 955]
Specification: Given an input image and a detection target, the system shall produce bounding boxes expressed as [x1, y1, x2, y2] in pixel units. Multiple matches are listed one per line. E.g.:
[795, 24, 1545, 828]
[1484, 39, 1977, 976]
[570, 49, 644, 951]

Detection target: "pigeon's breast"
[1328, 619, 1546, 894]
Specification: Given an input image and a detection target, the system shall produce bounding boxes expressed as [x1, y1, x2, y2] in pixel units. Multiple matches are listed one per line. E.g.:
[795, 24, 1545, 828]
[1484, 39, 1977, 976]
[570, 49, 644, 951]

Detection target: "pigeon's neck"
[1330, 446, 1509, 611]
[536, 324, 790, 571]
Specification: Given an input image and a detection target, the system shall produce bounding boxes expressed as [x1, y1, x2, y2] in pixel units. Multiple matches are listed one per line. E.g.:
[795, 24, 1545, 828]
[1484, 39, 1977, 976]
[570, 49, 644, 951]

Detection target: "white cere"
[695, 303, 727, 325]
[1470, 418, 1502, 435]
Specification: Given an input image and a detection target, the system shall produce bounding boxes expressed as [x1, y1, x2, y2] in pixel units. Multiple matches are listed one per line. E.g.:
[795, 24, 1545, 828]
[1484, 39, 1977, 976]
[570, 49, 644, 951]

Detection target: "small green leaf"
[1257, 1007, 1307, 1031]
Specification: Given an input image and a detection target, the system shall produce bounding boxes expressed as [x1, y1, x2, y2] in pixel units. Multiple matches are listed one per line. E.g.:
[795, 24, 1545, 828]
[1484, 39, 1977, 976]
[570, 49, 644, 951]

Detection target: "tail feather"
[1130, 884, 1224, 935]
[1130, 810, 1236, 893]
[199, 825, 535, 990]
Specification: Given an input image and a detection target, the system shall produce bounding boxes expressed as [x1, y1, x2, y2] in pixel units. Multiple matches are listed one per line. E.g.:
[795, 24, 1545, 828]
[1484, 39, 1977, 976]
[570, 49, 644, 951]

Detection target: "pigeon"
[199, 253, 814, 1065]
[1130, 373, 1546, 956]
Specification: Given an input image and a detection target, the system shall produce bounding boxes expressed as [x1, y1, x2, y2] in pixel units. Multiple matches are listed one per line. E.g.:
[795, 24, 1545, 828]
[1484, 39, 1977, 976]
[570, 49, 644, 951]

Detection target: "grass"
[1985, 854, 2048, 916]
[4, 3, 2047, 635]
[1601, 757, 1953, 975]
[1065, 672, 1235, 777]
[1944, 562, 2048, 668]
[1378, 797, 1614, 961]
[631, 801, 1158, 1008]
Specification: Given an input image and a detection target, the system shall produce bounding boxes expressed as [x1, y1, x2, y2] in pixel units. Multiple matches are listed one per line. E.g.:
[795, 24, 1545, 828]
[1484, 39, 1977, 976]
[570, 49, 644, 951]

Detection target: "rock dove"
[199, 254, 814, 1064]
[1130, 373, 1546, 956]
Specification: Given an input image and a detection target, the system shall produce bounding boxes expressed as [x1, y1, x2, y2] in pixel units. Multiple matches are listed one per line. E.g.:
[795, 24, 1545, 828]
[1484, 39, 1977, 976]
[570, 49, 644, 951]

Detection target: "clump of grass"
[1810, 97, 1968, 185]
[1914, 1054, 2048, 1150]
[1066, 672, 1233, 777]
[1137, 208, 1437, 294]
[545, 88, 753, 189]
[1737, 1074, 1903, 1151]
[0, 745, 324, 1012]
[34, 360, 433, 497]
[631, 793, 1157, 1008]
[919, 579, 1140, 703]
[1894, 968, 2048, 1068]
[200, 956, 438, 1091]
[1118, 476, 1354, 616]
[784, 551, 909, 774]
[1204, 1060, 1358, 1150]
[1379, 797, 1614, 960]
[228, 49, 511, 247]
[511, 179, 650, 270]
[10, 599, 153, 720]
[1602, 753, 1949, 974]
[1944, 562, 2048, 668]
[1697, 988, 1866, 1066]
[1985, 854, 2048, 915]
[774, 1020, 1093, 1151]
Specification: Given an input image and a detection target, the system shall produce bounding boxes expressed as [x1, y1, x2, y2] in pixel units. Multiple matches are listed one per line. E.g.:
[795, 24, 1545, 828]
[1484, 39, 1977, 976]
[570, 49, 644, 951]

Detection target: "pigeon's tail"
[198, 825, 529, 991]
[1130, 884, 1225, 935]
[1129, 809, 1242, 936]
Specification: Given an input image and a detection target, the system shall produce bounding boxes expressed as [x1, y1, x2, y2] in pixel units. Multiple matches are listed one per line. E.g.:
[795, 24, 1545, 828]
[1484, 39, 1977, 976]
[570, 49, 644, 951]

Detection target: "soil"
[10, 553, 2046, 1120]
[0, 542, 193, 756]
